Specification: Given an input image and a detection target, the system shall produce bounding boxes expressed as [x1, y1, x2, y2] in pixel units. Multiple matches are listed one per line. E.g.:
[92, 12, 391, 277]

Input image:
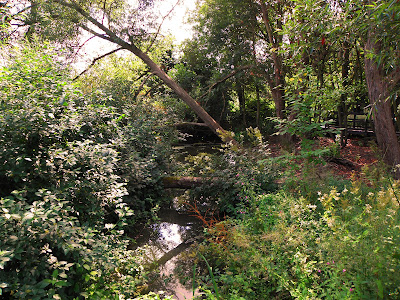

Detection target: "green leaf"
[55, 281, 70, 287]
[376, 279, 384, 299]
[37, 280, 51, 289]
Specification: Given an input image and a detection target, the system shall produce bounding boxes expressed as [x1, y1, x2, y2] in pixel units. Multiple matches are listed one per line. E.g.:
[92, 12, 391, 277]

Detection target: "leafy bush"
[195, 170, 400, 299]
[182, 128, 277, 216]
[0, 43, 175, 298]
[0, 190, 143, 299]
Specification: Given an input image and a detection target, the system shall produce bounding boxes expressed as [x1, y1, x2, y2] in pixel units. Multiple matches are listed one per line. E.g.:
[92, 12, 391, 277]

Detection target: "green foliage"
[0, 43, 175, 298]
[353, 0, 400, 73]
[196, 168, 400, 299]
[273, 66, 339, 140]
[183, 128, 277, 216]
[0, 191, 143, 299]
[133, 291, 175, 300]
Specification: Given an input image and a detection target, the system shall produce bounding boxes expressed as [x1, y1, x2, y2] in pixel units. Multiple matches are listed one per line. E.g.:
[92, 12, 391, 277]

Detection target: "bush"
[0, 190, 143, 299]
[182, 127, 277, 216]
[196, 171, 400, 299]
[0, 43, 175, 298]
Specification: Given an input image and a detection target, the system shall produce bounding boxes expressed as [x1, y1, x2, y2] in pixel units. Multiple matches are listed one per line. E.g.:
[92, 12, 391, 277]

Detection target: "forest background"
[0, 0, 400, 299]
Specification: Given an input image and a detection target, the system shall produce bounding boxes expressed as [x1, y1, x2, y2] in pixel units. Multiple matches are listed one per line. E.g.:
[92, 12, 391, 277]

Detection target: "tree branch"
[70, 35, 95, 63]
[145, 0, 181, 54]
[51, 0, 237, 144]
[198, 65, 253, 101]
[133, 73, 153, 100]
[73, 47, 123, 81]
[10, 4, 35, 19]
[52, 0, 132, 49]
[78, 22, 114, 43]
[259, 0, 277, 48]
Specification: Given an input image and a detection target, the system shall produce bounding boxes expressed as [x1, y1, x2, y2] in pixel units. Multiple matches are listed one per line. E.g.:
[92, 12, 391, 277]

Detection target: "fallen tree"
[161, 176, 208, 189]
[49, 0, 237, 144]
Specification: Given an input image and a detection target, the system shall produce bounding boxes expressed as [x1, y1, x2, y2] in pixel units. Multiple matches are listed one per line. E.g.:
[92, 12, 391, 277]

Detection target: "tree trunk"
[259, 0, 285, 119]
[25, 1, 37, 42]
[338, 42, 350, 147]
[255, 84, 261, 128]
[132, 45, 235, 142]
[53, 0, 236, 144]
[236, 79, 247, 127]
[365, 31, 400, 177]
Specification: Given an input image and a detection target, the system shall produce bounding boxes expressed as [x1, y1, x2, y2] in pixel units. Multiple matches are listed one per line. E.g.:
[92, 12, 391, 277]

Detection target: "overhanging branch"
[198, 65, 253, 101]
[50, 0, 238, 144]
[73, 47, 123, 81]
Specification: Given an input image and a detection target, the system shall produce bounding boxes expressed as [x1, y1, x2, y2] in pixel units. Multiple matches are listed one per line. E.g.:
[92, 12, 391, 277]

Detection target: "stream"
[130, 143, 221, 299]
[131, 205, 203, 299]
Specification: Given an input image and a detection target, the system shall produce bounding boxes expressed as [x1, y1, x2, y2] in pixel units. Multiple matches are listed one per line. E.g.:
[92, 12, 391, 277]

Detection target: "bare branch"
[145, 0, 181, 54]
[102, 0, 107, 24]
[10, 4, 35, 19]
[198, 65, 253, 101]
[133, 73, 153, 100]
[70, 34, 95, 63]
[73, 47, 123, 81]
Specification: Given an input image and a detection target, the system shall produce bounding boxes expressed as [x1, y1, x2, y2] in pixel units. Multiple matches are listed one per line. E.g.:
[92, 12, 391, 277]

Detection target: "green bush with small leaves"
[195, 170, 400, 299]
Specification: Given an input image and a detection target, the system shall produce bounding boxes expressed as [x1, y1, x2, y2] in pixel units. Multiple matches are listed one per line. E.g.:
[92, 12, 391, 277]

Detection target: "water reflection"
[132, 209, 203, 299]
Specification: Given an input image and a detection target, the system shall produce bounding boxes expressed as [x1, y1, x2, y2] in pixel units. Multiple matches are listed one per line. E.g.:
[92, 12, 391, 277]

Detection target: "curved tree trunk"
[365, 31, 400, 177]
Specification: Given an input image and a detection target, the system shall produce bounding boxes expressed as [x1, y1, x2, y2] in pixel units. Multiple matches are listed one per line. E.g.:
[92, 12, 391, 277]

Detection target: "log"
[174, 122, 209, 127]
[325, 157, 360, 170]
[162, 176, 208, 189]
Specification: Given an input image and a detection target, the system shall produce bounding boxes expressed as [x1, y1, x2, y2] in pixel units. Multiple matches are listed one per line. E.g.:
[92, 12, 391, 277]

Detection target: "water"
[172, 143, 221, 161]
[132, 208, 203, 299]
[131, 143, 220, 299]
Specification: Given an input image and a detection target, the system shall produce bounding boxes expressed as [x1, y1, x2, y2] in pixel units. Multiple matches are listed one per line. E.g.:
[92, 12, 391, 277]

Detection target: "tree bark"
[255, 84, 261, 128]
[365, 31, 400, 177]
[338, 41, 350, 147]
[259, 0, 285, 119]
[25, 1, 37, 42]
[236, 78, 247, 127]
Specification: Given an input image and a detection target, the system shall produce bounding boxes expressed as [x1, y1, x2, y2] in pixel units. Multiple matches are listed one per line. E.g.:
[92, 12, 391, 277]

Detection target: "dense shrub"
[181, 128, 277, 216]
[0, 44, 174, 298]
[0, 190, 143, 299]
[195, 169, 400, 299]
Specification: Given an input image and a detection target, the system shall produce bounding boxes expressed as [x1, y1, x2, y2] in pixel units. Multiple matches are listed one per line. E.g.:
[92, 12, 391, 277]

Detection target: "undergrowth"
[192, 162, 400, 299]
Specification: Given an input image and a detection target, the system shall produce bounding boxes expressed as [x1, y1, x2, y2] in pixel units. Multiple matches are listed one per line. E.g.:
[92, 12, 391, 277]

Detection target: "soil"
[321, 137, 379, 179]
[268, 137, 379, 180]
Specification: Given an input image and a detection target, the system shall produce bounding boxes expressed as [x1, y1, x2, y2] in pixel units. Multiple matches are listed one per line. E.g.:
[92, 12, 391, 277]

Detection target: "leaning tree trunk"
[365, 31, 400, 177]
[53, 0, 236, 144]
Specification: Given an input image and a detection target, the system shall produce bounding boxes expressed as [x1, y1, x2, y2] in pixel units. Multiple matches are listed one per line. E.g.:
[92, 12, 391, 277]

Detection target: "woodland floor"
[269, 136, 379, 180]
